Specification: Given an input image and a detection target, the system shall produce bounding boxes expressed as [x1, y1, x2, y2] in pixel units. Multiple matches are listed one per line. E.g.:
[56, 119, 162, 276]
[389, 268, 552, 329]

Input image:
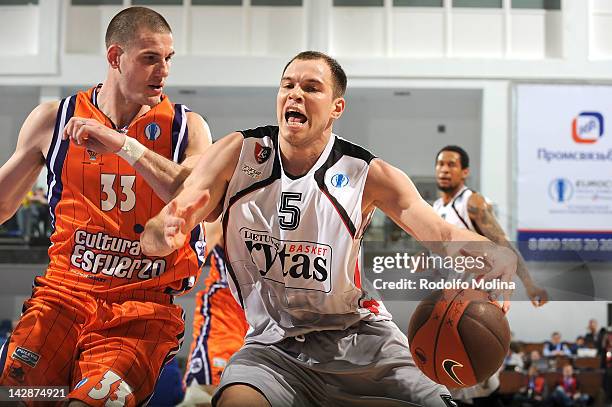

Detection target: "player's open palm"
[163, 199, 203, 250]
[482, 245, 517, 313]
[458, 243, 517, 313]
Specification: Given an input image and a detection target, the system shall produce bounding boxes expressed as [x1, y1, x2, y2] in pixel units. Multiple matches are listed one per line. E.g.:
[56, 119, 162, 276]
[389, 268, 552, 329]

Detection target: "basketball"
[407, 288, 511, 388]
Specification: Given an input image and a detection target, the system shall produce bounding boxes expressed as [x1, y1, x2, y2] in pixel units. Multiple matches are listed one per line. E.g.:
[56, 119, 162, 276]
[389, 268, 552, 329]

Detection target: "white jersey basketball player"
[433, 145, 548, 405]
[142, 52, 518, 407]
[433, 146, 548, 307]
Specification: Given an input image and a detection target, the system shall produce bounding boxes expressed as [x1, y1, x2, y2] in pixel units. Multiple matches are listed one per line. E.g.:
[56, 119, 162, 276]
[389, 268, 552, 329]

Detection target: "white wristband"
[116, 137, 146, 166]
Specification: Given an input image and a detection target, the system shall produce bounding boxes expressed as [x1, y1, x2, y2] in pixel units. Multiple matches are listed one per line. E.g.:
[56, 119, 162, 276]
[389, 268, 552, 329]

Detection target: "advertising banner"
[516, 84, 612, 261]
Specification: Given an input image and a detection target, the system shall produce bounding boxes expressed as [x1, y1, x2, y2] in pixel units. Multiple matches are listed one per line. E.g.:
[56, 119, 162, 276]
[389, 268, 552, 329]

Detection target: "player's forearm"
[513, 251, 534, 287]
[416, 208, 490, 257]
[132, 149, 192, 203]
[0, 154, 44, 223]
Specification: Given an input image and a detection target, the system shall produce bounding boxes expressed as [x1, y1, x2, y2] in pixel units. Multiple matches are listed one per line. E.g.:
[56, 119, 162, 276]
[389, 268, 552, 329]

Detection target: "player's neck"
[96, 83, 148, 130]
[441, 184, 465, 205]
[279, 129, 332, 177]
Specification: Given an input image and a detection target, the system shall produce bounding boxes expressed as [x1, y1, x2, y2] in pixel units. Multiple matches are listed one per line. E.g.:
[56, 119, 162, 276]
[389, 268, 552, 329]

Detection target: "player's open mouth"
[285, 110, 308, 127]
[149, 85, 163, 92]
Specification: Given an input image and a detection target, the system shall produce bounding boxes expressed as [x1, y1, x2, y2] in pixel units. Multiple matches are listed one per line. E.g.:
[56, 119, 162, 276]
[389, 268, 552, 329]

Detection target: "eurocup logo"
[572, 112, 603, 144]
[331, 173, 349, 188]
[144, 122, 161, 141]
[549, 178, 574, 203]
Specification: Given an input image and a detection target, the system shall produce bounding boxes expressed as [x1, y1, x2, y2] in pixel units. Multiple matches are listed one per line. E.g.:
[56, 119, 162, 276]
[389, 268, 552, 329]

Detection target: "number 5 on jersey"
[279, 192, 302, 230]
[101, 174, 136, 212]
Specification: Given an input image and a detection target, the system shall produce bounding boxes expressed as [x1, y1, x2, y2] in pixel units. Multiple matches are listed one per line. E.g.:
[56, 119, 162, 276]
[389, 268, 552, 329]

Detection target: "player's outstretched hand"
[163, 200, 191, 251]
[526, 284, 549, 307]
[458, 243, 517, 313]
[62, 117, 126, 154]
[163, 193, 209, 250]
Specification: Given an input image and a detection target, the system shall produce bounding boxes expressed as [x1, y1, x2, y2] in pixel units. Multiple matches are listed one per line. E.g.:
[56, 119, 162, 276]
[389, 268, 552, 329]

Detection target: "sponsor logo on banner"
[572, 112, 604, 144]
[549, 178, 574, 203]
[240, 227, 332, 292]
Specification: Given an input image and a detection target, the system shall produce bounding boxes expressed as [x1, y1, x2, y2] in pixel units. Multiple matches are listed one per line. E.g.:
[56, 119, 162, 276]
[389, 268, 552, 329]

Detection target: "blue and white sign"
[516, 84, 612, 261]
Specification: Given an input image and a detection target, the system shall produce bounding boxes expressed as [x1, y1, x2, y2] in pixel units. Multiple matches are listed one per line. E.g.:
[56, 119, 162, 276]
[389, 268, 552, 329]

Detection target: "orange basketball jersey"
[43, 86, 205, 295]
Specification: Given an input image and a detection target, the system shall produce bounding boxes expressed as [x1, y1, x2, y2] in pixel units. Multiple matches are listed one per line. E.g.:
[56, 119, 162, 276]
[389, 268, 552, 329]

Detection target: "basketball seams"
[431, 290, 463, 383]
[459, 311, 508, 354]
[457, 314, 507, 382]
[462, 303, 509, 351]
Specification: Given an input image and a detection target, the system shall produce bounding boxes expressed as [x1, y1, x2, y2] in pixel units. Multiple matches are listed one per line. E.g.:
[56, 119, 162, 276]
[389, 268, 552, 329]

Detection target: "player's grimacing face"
[277, 59, 343, 143]
[118, 29, 174, 106]
[435, 151, 468, 192]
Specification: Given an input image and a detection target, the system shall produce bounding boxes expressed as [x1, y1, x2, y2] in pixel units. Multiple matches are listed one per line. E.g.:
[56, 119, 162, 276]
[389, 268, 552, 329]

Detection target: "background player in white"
[433, 145, 548, 407]
[141, 51, 518, 407]
[434, 145, 548, 307]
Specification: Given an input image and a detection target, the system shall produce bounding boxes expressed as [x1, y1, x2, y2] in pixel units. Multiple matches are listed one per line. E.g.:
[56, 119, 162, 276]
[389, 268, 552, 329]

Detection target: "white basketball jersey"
[222, 126, 391, 344]
[432, 187, 478, 232]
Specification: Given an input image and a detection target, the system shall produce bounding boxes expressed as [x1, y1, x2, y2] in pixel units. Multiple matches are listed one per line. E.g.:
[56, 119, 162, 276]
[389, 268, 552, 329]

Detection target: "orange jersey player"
[181, 220, 247, 407]
[0, 7, 211, 407]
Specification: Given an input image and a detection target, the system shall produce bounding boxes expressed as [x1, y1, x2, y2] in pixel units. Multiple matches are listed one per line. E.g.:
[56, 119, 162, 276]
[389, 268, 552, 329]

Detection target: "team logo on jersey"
[241, 227, 332, 292]
[254, 142, 272, 164]
[70, 230, 167, 281]
[190, 358, 203, 374]
[12, 347, 40, 368]
[331, 173, 349, 188]
[144, 122, 161, 141]
[242, 164, 262, 179]
[87, 149, 98, 161]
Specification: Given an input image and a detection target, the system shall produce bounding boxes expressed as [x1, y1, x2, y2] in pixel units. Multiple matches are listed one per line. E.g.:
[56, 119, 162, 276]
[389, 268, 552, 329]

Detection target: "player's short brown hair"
[283, 51, 347, 98]
[105, 7, 171, 49]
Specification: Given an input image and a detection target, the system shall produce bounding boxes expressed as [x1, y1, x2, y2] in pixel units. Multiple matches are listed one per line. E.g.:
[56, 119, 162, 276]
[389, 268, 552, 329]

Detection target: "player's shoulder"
[31, 100, 61, 121]
[333, 136, 376, 164]
[467, 190, 488, 209]
[239, 125, 279, 140]
[185, 112, 212, 138]
[215, 131, 246, 153]
[24, 100, 61, 135]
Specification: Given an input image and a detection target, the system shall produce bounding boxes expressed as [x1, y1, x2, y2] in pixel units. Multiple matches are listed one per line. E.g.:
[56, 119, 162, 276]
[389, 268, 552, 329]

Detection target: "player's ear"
[462, 166, 470, 180]
[107, 44, 123, 70]
[331, 97, 345, 120]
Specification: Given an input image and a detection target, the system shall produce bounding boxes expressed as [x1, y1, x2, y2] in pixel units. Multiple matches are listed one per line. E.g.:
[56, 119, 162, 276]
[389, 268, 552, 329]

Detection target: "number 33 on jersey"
[44, 86, 203, 294]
